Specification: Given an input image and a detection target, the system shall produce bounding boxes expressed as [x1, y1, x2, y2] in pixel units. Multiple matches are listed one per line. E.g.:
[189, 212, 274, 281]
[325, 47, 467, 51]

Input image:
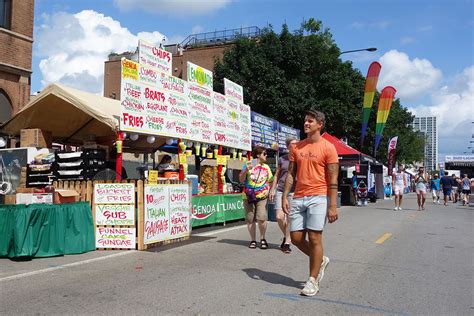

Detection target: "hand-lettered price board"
[95, 204, 135, 226]
[94, 183, 136, 249]
[95, 227, 136, 249]
[94, 183, 135, 205]
[144, 184, 191, 244]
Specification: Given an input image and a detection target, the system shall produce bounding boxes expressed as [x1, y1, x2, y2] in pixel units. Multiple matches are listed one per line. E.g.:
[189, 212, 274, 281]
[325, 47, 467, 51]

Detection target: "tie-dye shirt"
[242, 163, 273, 200]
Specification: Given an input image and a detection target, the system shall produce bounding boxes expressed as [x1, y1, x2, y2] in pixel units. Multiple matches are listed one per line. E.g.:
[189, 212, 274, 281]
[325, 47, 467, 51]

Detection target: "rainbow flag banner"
[360, 62, 382, 147]
[374, 86, 397, 154]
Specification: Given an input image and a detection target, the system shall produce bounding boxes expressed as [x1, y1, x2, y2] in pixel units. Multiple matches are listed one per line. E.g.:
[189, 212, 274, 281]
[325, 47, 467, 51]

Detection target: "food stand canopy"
[0, 83, 165, 151]
[321, 132, 375, 165]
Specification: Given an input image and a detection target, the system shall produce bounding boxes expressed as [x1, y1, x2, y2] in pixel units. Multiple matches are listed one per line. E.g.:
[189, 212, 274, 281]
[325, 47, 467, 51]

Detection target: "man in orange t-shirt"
[282, 109, 339, 296]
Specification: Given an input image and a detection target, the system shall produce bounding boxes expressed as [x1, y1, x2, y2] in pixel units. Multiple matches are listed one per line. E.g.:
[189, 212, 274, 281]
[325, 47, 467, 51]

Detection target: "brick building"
[104, 27, 260, 100]
[0, 0, 35, 123]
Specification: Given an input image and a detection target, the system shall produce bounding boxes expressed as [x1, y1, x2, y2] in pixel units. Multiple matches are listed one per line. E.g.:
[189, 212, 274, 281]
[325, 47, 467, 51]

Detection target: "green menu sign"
[191, 194, 245, 227]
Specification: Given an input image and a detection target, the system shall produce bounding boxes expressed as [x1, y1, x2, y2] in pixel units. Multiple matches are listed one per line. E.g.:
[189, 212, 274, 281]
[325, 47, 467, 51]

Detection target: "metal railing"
[181, 26, 261, 48]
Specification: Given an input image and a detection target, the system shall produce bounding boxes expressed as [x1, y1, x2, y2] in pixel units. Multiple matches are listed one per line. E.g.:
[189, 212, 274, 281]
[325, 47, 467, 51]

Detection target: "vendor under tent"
[321, 132, 385, 204]
[0, 83, 166, 153]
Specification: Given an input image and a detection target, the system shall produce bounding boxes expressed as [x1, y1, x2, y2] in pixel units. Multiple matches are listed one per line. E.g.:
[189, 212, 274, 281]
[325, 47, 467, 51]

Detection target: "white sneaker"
[398, 207, 402, 211]
[394, 207, 398, 211]
[301, 277, 319, 296]
[316, 256, 330, 285]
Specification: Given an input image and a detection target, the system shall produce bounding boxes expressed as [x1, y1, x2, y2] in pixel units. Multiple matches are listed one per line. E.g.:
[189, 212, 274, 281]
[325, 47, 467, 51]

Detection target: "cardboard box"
[16, 193, 53, 204]
[4, 195, 16, 205]
[16, 187, 37, 193]
[20, 129, 52, 148]
[54, 189, 79, 204]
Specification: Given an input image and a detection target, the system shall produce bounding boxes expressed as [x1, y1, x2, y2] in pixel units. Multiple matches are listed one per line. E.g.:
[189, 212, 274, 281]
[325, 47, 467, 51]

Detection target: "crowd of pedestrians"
[238, 109, 471, 297]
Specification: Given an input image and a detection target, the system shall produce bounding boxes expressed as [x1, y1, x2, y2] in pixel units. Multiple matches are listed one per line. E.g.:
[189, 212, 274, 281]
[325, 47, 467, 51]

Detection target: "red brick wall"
[173, 45, 230, 80]
[0, 72, 30, 114]
[0, 0, 35, 114]
[0, 32, 33, 70]
[103, 60, 122, 100]
[11, 0, 35, 37]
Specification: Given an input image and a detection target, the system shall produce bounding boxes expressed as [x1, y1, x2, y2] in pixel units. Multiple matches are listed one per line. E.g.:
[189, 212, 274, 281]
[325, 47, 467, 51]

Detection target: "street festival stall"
[0, 39, 302, 256]
[321, 132, 384, 204]
[120, 40, 254, 230]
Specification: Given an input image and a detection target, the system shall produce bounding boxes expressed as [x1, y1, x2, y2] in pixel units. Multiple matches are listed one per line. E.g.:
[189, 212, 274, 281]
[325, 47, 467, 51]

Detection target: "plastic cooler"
[186, 175, 199, 195]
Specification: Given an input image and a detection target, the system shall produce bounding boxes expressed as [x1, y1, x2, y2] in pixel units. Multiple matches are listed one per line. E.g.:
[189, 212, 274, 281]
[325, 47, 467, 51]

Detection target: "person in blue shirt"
[430, 174, 441, 204]
[440, 171, 454, 206]
[351, 171, 358, 205]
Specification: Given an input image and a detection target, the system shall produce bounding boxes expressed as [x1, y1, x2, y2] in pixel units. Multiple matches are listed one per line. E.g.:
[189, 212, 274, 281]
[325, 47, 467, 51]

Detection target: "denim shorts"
[289, 195, 327, 232]
[274, 191, 294, 211]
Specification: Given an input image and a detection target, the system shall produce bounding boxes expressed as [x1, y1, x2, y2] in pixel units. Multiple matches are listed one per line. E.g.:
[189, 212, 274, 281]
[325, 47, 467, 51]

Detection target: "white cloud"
[417, 25, 433, 32]
[114, 0, 231, 16]
[35, 10, 167, 93]
[192, 25, 204, 34]
[409, 66, 474, 156]
[400, 36, 415, 45]
[350, 20, 390, 30]
[378, 50, 442, 101]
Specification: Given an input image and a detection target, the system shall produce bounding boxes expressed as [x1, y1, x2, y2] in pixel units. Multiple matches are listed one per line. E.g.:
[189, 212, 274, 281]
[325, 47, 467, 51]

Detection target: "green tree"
[214, 20, 424, 164]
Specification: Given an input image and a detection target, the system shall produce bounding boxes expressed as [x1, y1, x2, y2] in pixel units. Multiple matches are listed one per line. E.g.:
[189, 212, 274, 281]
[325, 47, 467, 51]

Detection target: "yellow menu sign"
[148, 170, 158, 184]
[216, 155, 227, 166]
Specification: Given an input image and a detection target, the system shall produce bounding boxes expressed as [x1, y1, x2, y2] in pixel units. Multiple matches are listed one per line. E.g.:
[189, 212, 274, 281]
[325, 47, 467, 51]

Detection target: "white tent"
[0, 83, 164, 151]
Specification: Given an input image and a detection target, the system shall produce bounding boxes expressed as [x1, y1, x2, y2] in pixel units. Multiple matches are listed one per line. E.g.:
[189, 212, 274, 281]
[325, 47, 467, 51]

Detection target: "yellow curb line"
[375, 233, 393, 244]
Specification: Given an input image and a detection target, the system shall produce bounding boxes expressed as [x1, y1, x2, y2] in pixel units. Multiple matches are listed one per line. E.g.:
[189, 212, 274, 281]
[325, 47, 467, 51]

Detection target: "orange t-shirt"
[289, 137, 339, 198]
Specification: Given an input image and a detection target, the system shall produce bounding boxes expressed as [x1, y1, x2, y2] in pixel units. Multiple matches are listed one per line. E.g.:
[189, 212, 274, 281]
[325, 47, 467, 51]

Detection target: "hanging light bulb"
[166, 138, 174, 145]
[147, 136, 156, 143]
[130, 134, 139, 141]
[122, 132, 127, 139]
[187, 141, 194, 148]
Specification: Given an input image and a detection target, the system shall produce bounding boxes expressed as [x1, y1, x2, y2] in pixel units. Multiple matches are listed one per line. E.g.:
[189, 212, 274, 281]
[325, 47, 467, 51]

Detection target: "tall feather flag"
[360, 61, 382, 147]
[374, 86, 397, 156]
[387, 136, 398, 176]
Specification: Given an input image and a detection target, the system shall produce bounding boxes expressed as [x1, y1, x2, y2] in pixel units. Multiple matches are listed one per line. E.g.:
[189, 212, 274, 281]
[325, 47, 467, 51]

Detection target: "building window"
[0, 0, 12, 29]
[0, 90, 12, 124]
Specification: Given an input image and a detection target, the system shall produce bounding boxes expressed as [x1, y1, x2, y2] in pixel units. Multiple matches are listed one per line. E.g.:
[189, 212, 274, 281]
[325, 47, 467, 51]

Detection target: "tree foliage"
[214, 20, 424, 164]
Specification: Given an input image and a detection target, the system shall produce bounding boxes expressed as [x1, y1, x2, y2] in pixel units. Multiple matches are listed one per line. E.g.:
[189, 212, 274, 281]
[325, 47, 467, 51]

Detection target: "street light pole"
[340, 47, 377, 55]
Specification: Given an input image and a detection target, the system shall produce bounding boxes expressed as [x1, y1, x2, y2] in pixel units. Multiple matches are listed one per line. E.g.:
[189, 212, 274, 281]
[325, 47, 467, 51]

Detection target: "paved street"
[1, 194, 472, 315]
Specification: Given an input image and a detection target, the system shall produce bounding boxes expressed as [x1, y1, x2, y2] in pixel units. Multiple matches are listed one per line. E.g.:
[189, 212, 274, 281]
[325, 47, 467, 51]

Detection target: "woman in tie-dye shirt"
[239, 146, 273, 249]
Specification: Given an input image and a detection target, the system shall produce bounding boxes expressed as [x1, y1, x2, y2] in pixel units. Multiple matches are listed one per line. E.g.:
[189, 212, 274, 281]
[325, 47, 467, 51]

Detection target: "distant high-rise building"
[412, 116, 438, 171]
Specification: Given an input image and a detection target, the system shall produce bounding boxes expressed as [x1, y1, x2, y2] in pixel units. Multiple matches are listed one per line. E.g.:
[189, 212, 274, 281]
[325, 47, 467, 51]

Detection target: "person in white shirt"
[392, 165, 407, 211]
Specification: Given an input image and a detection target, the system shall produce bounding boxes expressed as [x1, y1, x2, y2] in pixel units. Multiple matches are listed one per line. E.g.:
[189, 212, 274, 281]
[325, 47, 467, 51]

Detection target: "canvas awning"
[0, 83, 165, 152]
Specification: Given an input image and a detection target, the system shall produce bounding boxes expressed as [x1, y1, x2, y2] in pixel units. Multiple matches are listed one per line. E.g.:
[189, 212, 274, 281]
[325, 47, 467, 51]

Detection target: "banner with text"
[95, 204, 135, 226]
[144, 184, 191, 244]
[94, 183, 135, 205]
[187, 61, 213, 90]
[224, 78, 244, 103]
[138, 39, 172, 75]
[192, 194, 245, 227]
[278, 123, 301, 153]
[251, 111, 279, 150]
[96, 227, 136, 249]
[120, 58, 251, 151]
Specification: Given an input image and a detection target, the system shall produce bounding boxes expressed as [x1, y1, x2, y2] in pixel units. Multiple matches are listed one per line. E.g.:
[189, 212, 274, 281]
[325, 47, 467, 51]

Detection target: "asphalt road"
[1, 194, 473, 315]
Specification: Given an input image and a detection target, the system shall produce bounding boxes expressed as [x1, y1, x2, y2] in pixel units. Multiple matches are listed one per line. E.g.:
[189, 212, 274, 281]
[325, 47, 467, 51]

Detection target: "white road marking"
[193, 224, 246, 237]
[0, 251, 136, 282]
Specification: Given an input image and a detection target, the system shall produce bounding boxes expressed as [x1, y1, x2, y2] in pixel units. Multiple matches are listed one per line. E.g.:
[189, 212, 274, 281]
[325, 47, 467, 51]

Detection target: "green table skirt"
[0, 202, 95, 258]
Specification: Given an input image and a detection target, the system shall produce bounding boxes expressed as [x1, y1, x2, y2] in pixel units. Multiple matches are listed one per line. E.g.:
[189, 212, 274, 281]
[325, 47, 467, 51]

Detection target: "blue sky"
[32, 0, 473, 158]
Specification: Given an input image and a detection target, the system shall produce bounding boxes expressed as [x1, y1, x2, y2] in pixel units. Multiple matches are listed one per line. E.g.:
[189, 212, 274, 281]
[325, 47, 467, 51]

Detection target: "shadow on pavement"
[146, 236, 215, 253]
[217, 238, 280, 249]
[242, 268, 302, 289]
